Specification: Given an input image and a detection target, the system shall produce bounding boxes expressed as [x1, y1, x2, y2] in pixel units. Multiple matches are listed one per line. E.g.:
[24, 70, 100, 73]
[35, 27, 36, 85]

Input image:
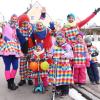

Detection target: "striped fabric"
[0, 39, 6, 55]
[65, 27, 79, 44]
[32, 50, 48, 78]
[19, 47, 34, 80]
[0, 39, 23, 57]
[49, 46, 73, 86]
[73, 43, 87, 68]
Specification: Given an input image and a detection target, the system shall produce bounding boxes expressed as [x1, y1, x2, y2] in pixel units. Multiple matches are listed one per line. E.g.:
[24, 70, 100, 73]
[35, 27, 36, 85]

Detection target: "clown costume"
[72, 33, 90, 86]
[63, 8, 100, 46]
[16, 14, 35, 86]
[0, 14, 23, 90]
[31, 43, 49, 90]
[49, 32, 74, 96]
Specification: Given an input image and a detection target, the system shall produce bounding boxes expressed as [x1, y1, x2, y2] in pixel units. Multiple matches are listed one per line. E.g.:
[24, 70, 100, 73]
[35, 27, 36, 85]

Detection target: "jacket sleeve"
[16, 29, 28, 54]
[16, 29, 26, 45]
[77, 12, 96, 29]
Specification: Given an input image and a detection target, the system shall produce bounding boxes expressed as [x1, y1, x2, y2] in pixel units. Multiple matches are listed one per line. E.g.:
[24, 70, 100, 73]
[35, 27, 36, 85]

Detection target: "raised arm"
[77, 8, 100, 28]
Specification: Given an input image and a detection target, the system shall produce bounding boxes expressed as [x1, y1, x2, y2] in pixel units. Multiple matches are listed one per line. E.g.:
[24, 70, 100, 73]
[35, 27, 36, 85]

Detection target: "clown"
[31, 43, 49, 91]
[0, 14, 23, 90]
[63, 8, 100, 46]
[49, 32, 74, 96]
[16, 14, 35, 86]
[34, 20, 52, 52]
[72, 33, 90, 86]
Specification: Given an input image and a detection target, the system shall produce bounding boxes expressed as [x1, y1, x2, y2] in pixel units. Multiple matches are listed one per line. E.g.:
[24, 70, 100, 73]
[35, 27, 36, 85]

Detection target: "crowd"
[0, 7, 100, 97]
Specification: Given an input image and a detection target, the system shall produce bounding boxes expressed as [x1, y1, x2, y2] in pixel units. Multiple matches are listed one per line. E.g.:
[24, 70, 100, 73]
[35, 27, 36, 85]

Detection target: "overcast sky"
[0, 0, 100, 26]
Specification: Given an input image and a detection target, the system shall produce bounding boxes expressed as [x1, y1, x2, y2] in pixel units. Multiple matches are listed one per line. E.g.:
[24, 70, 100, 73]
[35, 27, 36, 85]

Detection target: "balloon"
[29, 62, 38, 71]
[40, 61, 49, 71]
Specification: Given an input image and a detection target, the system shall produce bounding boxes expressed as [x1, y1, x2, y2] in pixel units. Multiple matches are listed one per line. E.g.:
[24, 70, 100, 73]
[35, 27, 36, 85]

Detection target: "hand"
[40, 7, 46, 19]
[41, 7, 46, 13]
[94, 8, 100, 14]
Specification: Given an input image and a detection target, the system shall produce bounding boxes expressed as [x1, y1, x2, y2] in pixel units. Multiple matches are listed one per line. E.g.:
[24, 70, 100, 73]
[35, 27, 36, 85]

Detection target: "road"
[0, 57, 100, 100]
[0, 58, 72, 100]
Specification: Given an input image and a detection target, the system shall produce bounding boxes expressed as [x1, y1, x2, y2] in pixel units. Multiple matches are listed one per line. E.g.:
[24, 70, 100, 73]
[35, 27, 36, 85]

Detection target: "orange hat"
[18, 14, 30, 27]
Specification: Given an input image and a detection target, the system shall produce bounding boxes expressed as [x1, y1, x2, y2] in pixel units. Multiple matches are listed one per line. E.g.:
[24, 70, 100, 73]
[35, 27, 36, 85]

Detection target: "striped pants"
[19, 48, 34, 80]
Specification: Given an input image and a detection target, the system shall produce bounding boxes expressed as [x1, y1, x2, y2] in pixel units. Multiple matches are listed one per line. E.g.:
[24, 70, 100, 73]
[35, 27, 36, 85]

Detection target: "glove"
[40, 13, 46, 19]
[49, 22, 55, 30]
[40, 7, 46, 19]
[91, 52, 99, 57]
[94, 8, 100, 14]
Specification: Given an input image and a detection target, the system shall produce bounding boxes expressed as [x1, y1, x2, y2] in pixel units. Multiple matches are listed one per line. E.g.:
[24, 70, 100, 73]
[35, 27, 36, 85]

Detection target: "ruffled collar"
[34, 49, 44, 56]
[64, 22, 76, 28]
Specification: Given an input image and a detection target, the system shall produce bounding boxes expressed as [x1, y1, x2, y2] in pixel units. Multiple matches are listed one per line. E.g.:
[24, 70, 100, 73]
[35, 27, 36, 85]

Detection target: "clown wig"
[18, 14, 30, 28]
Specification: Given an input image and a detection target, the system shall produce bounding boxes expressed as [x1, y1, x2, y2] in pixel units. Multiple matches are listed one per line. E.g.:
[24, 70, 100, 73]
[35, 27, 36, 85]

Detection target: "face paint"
[56, 37, 65, 46]
[21, 21, 29, 30]
[36, 45, 42, 52]
[36, 22, 44, 30]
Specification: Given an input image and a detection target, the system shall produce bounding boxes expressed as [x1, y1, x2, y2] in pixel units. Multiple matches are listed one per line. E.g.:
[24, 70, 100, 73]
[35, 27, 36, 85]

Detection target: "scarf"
[64, 22, 76, 28]
[35, 28, 47, 39]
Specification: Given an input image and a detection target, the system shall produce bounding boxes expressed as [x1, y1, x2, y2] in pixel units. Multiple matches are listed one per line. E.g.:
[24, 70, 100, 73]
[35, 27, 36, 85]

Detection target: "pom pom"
[29, 61, 38, 72]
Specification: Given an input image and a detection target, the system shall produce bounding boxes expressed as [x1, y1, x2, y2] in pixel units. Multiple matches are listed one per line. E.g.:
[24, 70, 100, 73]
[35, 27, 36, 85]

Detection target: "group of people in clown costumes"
[0, 6, 100, 97]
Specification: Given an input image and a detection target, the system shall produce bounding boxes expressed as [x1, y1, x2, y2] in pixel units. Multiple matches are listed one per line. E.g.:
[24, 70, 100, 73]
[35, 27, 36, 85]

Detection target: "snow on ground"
[69, 88, 87, 100]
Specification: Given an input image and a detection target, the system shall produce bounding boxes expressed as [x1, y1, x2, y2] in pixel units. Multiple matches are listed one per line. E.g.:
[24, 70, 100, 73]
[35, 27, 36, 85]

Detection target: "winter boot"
[18, 80, 26, 86]
[10, 78, 18, 90]
[7, 79, 12, 89]
[28, 80, 33, 85]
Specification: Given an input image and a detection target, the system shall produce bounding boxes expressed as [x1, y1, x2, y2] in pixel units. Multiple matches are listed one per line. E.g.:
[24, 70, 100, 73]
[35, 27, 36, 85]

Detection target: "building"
[23, 1, 52, 26]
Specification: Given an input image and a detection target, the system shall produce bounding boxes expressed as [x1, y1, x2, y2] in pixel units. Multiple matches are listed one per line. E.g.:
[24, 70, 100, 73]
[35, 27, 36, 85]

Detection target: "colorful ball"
[29, 62, 38, 71]
[40, 61, 49, 71]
